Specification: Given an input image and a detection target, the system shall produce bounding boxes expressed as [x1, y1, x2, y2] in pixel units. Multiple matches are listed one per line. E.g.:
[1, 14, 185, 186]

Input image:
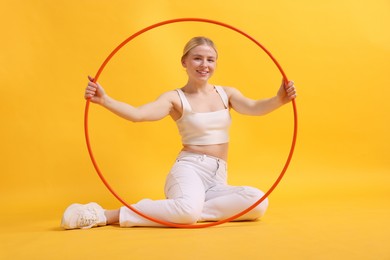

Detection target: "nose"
[200, 59, 209, 67]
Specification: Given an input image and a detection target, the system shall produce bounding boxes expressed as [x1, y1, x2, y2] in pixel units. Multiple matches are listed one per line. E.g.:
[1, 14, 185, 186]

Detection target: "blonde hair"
[181, 36, 218, 62]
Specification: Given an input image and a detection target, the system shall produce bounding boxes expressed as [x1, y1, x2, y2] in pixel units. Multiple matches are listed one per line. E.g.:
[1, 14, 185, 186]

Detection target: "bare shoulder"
[220, 86, 241, 98]
[158, 89, 182, 119]
[156, 90, 178, 101]
[158, 89, 181, 109]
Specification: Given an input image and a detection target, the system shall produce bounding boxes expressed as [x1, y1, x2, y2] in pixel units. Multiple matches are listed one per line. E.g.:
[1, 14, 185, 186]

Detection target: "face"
[182, 44, 217, 83]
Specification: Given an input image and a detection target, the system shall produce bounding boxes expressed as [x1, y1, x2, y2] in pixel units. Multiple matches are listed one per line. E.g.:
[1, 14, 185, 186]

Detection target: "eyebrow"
[191, 54, 216, 59]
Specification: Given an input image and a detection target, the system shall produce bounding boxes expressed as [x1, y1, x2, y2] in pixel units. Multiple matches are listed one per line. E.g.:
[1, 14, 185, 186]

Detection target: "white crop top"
[175, 86, 232, 145]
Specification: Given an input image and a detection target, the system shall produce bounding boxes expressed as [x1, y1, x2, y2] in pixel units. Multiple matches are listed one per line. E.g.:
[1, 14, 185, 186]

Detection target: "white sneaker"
[61, 202, 107, 230]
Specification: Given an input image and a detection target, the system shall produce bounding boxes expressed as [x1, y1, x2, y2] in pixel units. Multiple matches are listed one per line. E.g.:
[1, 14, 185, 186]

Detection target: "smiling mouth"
[197, 70, 209, 75]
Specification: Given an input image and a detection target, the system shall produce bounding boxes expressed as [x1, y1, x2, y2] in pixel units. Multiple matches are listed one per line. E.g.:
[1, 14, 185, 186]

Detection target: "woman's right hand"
[85, 76, 106, 105]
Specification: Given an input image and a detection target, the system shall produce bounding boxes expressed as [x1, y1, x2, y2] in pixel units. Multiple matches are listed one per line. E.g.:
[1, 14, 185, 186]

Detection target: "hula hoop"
[84, 18, 298, 228]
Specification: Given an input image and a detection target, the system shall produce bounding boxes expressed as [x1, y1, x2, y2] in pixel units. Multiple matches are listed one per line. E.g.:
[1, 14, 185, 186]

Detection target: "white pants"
[120, 151, 269, 227]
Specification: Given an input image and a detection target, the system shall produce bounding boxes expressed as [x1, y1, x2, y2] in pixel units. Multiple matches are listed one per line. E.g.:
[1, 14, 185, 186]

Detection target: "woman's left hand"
[278, 80, 297, 104]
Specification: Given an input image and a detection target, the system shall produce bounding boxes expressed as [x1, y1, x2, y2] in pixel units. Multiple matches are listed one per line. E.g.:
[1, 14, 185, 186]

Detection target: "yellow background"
[1, 0, 389, 259]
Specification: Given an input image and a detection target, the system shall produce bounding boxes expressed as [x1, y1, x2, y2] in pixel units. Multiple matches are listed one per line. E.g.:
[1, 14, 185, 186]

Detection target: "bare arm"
[85, 76, 174, 122]
[226, 80, 297, 116]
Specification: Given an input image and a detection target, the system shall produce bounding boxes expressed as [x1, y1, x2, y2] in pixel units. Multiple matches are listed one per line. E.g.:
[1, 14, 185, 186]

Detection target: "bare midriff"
[182, 142, 229, 161]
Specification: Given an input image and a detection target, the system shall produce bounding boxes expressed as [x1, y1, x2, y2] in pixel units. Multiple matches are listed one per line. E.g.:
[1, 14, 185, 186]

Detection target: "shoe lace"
[78, 207, 98, 229]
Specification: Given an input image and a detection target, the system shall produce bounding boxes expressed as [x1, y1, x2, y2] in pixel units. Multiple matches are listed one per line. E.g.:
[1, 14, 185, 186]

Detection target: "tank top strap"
[214, 86, 229, 108]
[176, 89, 192, 112]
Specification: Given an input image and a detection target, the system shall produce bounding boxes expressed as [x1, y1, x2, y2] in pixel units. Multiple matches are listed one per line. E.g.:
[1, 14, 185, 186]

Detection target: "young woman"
[61, 36, 297, 229]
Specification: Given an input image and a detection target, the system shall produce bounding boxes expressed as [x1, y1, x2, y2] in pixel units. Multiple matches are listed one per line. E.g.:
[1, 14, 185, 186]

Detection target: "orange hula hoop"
[84, 18, 298, 228]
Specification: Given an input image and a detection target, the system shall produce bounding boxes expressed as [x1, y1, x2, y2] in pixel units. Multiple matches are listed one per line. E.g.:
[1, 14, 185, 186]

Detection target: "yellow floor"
[1, 166, 389, 260]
